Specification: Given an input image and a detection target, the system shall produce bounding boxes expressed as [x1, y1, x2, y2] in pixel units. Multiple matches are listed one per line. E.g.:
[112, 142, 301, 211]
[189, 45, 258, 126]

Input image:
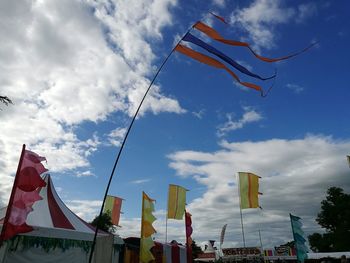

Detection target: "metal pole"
[237, 173, 246, 248]
[165, 213, 168, 243]
[258, 229, 263, 250]
[165, 186, 169, 243]
[88, 26, 194, 263]
[259, 229, 264, 260]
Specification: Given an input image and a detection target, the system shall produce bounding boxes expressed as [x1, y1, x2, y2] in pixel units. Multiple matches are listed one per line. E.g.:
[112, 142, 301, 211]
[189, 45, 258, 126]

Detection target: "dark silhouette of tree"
[191, 240, 203, 260]
[0, 96, 13, 109]
[308, 187, 350, 252]
[280, 240, 295, 248]
[90, 212, 115, 233]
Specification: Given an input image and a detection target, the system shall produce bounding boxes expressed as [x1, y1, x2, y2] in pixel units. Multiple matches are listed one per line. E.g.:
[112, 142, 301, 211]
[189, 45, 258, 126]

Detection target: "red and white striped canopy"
[1, 175, 107, 241]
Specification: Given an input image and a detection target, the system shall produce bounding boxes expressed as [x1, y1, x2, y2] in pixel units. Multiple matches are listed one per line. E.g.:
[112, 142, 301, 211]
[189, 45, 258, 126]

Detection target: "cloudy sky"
[1, 0, 350, 250]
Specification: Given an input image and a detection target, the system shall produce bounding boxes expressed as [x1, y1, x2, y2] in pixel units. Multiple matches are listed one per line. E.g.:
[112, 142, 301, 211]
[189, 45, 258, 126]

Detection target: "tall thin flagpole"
[237, 173, 246, 248]
[165, 217, 168, 243]
[165, 187, 169, 243]
[88, 26, 194, 263]
[258, 229, 264, 257]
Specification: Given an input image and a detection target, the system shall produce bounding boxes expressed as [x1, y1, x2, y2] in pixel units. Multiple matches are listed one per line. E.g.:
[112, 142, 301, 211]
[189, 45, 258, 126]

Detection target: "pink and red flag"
[185, 211, 193, 263]
[0, 145, 47, 243]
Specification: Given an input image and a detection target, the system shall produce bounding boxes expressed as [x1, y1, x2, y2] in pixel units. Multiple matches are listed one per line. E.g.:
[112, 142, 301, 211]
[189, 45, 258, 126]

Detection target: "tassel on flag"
[0, 145, 47, 243]
[238, 172, 262, 209]
[193, 21, 316, 63]
[167, 184, 187, 220]
[175, 17, 315, 96]
[209, 12, 228, 24]
[140, 192, 156, 263]
[175, 45, 263, 92]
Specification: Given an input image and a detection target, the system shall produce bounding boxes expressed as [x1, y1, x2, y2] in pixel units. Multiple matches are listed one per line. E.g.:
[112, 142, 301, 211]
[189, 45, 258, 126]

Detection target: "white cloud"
[108, 127, 127, 146]
[286, 83, 304, 94]
[212, 0, 226, 8]
[0, 0, 182, 205]
[130, 179, 151, 184]
[66, 199, 102, 222]
[296, 3, 318, 24]
[217, 107, 263, 136]
[167, 135, 350, 247]
[230, 0, 317, 49]
[230, 0, 295, 49]
[76, 170, 95, 177]
[192, 109, 206, 119]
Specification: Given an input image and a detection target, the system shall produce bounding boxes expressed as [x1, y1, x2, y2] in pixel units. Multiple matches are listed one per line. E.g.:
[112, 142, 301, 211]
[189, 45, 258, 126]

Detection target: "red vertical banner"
[185, 211, 193, 263]
[0, 145, 47, 244]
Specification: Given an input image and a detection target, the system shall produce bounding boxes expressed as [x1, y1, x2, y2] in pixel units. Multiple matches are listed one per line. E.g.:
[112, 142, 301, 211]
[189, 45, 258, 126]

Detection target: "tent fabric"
[163, 243, 187, 263]
[0, 234, 115, 263]
[1, 175, 107, 241]
[3, 245, 89, 263]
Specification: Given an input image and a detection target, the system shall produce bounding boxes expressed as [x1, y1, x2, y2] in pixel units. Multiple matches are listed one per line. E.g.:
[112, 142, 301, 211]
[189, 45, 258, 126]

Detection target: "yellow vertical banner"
[238, 172, 261, 209]
[140, 192, 156, 263]
[167, 184, 187, 219]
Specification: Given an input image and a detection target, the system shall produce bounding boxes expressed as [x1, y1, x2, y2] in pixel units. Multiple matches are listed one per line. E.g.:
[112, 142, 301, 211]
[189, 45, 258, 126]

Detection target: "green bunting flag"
[290, 214, 308, 262]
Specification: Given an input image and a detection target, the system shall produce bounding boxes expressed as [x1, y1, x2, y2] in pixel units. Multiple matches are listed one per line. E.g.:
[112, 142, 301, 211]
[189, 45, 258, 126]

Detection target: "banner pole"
[237, 173, 246, 248]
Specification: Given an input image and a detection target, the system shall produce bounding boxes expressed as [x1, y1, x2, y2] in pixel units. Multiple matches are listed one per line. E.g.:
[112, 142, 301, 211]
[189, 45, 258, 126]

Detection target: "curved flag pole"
[88, 26, 194, 263]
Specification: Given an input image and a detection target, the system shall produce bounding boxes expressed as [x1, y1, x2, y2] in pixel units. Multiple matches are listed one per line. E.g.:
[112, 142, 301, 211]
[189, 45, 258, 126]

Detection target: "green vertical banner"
[290, 214, 308, 262]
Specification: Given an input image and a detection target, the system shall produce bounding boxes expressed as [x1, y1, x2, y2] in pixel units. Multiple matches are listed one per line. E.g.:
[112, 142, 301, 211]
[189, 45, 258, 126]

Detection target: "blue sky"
[1, 0, 350, 249]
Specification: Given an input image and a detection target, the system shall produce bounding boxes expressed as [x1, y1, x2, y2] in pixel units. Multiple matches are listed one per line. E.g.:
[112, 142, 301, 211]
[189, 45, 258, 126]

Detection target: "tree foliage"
[308, 187, 350, 252]
[90, 212, 115, 233]
[191, 240, 203, 260]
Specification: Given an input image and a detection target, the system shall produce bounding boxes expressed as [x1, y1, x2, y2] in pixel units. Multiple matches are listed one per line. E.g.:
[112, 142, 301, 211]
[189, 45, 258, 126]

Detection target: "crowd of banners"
[290, 214, 308, 263]
[0, 145, 47, 243]
[238, 172, 262, 209]
[220, 224, 227, 247]
[185, 211, 193, 263]
[167, 184, 187, 220]
[103, 195, 123, 226]
[175, 15, 315, 96]
[140, 192, 157, 263]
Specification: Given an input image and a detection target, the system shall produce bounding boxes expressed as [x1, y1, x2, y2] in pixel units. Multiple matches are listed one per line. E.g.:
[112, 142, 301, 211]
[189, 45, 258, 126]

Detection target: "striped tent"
[1, 174, 108, 241]
[0, 175, 122, 263]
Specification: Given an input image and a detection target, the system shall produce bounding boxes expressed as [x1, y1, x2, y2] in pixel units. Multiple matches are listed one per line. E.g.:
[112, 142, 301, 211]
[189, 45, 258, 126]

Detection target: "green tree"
[191, 240, 203, 260]
[90, 212, 115, 233]
[308, 187, 350, 252]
